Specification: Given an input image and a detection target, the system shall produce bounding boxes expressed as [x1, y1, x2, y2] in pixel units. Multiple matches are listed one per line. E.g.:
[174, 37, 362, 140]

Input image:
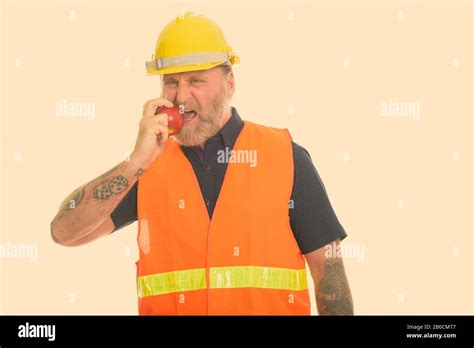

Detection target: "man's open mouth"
[183, 109, 197, 122]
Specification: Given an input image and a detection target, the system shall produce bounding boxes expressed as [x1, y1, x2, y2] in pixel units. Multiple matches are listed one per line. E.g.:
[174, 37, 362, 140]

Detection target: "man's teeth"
[184, 111, 196, 121]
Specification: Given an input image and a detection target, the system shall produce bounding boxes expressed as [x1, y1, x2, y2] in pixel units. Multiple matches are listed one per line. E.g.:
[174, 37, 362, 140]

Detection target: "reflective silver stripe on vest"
[146, 51, 230, 71]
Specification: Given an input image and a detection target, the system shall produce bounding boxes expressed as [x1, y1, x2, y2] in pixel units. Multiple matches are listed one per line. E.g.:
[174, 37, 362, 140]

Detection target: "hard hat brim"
[146, 61, 224, 76]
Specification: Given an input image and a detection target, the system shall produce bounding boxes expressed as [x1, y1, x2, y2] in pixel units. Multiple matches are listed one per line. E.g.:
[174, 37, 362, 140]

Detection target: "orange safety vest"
[136, 121, 310, 315]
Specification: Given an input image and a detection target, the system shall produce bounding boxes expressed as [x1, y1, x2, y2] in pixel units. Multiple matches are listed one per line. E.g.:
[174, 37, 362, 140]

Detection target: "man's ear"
[226, 71, 235, 98]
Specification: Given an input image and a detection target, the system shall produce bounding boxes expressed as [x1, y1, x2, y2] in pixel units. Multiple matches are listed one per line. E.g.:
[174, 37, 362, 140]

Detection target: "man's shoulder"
[291, 141, 312, 160]
[240, 121, 313, 161]
[242, 120, 292, 140]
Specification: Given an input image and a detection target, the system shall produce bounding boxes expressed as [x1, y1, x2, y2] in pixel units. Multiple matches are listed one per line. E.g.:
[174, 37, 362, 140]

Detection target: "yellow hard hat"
[146, 11, 240, 76]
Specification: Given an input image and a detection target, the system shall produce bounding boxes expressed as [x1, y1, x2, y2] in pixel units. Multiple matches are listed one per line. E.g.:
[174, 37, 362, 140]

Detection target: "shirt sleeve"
[289, 142, 348, 254]
[110, 181, 138, 232]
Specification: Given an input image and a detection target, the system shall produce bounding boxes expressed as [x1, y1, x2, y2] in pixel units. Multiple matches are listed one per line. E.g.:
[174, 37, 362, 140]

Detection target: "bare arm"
[50, 158, 145, 246]
[50, 97, 175, 247]
[51, 98, 175, 247]
[304, 240, 354, 315]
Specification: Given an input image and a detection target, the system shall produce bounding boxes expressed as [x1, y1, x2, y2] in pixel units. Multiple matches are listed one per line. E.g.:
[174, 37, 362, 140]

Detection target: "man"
[50, 11, 353, 316]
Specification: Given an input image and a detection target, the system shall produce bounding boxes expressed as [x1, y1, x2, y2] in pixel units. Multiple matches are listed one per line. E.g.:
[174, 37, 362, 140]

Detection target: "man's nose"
[175, 84, 192, 105]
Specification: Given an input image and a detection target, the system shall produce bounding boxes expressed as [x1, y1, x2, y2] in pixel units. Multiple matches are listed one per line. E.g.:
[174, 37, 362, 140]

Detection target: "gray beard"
[173, 92, 229, 147]
[174, 112, 222, 147]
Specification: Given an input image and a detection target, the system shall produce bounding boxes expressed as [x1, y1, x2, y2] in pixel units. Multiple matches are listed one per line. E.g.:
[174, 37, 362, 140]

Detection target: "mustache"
[173, 103, 200, 112]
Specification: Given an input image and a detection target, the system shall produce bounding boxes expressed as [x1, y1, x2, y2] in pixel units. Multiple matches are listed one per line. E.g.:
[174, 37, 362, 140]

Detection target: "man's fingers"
[143, 98, 174, 117]
[150, 124, 169, 138]
[141, 114, 168, 130]
[154, 113, 169, 126]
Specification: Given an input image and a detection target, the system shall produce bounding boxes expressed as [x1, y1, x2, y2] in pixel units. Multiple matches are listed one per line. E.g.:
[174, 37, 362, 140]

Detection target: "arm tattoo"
[316, 258, 354, 315]
[93, 163, 144, 200]
[56, 162, 141, 219]
[134, 168, 144, 177]
[93, 175, 128, 200]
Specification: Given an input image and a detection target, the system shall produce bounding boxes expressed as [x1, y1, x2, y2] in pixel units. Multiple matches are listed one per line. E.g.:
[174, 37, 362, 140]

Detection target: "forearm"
[314, 257, 354, 315]
[50, 158, 145, 245]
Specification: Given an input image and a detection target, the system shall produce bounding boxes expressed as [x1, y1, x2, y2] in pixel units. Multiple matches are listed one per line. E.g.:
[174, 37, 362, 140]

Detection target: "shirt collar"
[218, 106, 244, 148]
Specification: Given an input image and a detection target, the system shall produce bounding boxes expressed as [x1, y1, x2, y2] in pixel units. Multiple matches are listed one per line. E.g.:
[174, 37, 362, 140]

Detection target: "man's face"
[162, 66, 234, 147]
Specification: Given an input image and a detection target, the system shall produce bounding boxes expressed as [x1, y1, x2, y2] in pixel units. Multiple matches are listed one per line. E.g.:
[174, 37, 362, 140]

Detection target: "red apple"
[154, 105, 184, 135]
